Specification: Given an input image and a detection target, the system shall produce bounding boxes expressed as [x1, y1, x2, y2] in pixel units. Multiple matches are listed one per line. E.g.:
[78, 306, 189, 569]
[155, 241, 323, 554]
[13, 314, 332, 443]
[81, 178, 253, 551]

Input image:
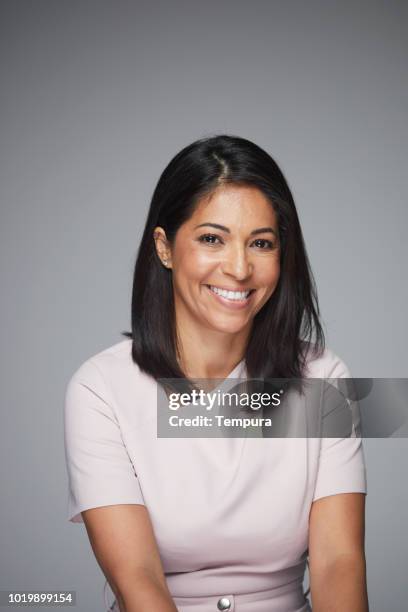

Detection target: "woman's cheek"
[257, 260, 280, 288]
[189, 249, 219, 275]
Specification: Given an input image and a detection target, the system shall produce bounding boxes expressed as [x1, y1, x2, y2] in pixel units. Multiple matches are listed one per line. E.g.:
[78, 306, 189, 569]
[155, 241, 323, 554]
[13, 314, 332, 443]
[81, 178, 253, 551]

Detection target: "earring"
[162, 259, 168, 267]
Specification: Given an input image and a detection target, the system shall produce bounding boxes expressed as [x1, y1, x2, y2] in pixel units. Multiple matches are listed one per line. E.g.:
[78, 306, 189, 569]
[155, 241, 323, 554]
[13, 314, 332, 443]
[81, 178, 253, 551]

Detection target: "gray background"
[1, 0, 407, 610]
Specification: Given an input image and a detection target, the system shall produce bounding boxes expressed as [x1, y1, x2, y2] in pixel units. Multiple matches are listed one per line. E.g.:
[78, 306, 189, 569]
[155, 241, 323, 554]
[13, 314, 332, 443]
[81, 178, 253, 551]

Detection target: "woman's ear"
[153, 227, 172, 269]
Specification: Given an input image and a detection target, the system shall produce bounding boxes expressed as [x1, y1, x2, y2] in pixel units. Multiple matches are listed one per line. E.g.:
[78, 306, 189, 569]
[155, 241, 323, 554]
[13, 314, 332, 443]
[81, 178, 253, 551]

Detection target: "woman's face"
[154, 184, 281, 337]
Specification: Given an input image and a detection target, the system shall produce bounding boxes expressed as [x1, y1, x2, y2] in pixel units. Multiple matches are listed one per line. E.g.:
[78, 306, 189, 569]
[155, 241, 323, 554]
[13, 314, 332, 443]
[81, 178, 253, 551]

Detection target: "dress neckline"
[226, 358, 247, 380]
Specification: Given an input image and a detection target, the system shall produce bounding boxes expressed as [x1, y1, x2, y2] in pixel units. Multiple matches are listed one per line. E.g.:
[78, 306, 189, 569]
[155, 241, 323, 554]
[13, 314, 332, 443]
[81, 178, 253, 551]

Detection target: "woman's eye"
[197, 235, 275, 249]
[252, 238, 275, 249]
[198, 234, 222, 245]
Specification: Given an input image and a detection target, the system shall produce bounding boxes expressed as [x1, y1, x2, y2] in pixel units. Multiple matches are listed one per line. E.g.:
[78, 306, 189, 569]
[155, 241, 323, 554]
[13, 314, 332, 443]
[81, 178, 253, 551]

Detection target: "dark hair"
[122, 134, 324, 381]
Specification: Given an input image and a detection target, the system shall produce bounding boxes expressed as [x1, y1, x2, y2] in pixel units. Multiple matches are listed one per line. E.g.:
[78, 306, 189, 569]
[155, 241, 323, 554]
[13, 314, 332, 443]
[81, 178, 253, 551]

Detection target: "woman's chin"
[205, 316, 250, 336]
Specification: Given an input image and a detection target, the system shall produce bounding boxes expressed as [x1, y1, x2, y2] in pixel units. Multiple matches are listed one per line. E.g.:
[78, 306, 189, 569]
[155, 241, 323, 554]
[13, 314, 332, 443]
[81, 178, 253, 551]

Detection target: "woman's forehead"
[190, 184, 278, 227]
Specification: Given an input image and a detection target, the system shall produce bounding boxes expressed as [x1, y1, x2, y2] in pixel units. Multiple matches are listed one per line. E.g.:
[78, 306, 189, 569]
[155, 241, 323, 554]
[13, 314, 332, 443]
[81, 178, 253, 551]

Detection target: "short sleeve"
[312, 436, 367, 501]
[63, 358, 145, 523]
[312, 350, 367, 502]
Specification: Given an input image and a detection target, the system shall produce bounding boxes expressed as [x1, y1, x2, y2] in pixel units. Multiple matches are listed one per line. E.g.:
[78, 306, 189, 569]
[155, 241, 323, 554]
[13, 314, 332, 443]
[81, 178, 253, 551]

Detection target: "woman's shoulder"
[67, 338, 145, 387]
[302, 342, 352, 379]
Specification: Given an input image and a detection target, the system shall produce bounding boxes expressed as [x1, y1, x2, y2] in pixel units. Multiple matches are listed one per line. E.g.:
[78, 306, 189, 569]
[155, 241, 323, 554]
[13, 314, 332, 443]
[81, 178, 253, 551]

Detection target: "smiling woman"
[152, 183, 282, 377]
[64, 134, 368, 612]
[126, 134, 324, 383]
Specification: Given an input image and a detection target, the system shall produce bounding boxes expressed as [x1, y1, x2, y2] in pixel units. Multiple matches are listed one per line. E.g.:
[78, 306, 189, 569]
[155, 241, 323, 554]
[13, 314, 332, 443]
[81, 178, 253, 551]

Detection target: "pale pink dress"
[64, 339, 367, 611]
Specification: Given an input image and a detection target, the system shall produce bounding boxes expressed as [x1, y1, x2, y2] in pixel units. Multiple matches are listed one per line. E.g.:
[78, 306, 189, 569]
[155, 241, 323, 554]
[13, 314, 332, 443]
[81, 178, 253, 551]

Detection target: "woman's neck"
[175, 317, 251, 379]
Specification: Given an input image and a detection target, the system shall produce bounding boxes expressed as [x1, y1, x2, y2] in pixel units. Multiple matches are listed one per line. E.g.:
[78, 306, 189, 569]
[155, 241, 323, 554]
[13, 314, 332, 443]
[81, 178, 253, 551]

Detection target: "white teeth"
[209, 286, 252, 301]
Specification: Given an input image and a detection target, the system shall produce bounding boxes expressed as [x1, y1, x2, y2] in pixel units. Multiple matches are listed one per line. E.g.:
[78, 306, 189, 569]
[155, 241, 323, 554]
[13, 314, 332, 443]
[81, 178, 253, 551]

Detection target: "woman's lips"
[205, 284, 255, 310]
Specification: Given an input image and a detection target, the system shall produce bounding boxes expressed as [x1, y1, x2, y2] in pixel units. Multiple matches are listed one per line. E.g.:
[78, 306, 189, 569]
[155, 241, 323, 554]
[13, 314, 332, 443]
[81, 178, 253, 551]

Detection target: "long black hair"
[122, 134, 324, 381]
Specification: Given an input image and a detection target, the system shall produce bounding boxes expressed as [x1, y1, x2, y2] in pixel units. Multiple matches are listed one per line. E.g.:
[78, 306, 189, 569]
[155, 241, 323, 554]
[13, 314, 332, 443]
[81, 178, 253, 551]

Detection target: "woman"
[64, 134, 368, 612]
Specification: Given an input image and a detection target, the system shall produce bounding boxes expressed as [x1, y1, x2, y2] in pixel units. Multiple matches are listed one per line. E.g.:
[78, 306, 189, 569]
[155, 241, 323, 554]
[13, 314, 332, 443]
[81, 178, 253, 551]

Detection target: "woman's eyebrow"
[194, 222, 277, 236]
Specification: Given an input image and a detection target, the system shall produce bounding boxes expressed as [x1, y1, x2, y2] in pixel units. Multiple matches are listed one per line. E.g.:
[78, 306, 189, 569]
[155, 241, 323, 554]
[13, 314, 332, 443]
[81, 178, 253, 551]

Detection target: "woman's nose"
[221, 246, 253, 280]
